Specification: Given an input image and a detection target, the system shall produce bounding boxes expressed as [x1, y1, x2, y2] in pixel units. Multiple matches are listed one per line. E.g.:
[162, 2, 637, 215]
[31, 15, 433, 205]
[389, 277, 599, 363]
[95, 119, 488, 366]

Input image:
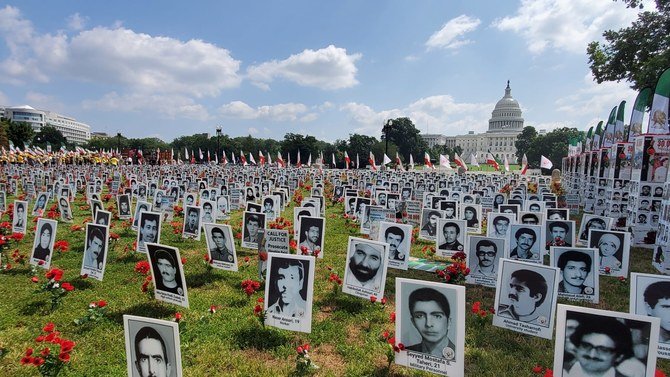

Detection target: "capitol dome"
[488, 81, 524, 132]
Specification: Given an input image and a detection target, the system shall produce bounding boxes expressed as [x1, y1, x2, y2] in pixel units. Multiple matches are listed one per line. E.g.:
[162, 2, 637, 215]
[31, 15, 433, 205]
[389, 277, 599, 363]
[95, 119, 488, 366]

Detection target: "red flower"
[209, 305, 218, 314]
[370, 295, 377, 303]
[380, 297, 387, 305]
[543, 369, 554, 377]
[60, 340, 75, 353]
[54, 240, 70, 253]
[134, 261, 151, 275]
[532, 365, 544, 374]
[604, 266, 611, 274]
[656, 369, 668, 377]
[46, 268, 64, 282]
[259, 251, 268, 261]
[58, 352, 70, 362]
[40, 348, 50, 357]
[471, 301, 481, 314]
[181, 257, 187, 265]
[25, 348, 34, 356]
[61, 282, 74, 292]
[390, 312, 396, 323]
[38, 260, 45, 266]
[203, 254, 210, 262]
[31, 276, 39, 283]
[254, 304, 263, 315]
[109, 232, 120, 240]
[32, 357, 45, 366]
[97, 300, 107, 308]
[43, 323, 55, 333]
[174, 312, 183, 322]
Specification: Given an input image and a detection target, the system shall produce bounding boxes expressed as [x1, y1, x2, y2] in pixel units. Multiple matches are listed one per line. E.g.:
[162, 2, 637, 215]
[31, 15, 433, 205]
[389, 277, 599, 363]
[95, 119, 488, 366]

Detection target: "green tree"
[383, 117, 428, 158]
[587, 0, 670, 90]
[0, 118, 11, 151]
[514, 126, 538, 163]
[7, 121, 35, 149]
[347, 134, 378, 164]
[33, 126, 67, 150]
[525, 127, 584, 170]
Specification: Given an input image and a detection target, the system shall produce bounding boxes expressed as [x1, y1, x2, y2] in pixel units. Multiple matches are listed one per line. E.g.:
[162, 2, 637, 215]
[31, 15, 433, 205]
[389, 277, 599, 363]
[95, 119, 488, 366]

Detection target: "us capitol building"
[421, 81, 524, 164]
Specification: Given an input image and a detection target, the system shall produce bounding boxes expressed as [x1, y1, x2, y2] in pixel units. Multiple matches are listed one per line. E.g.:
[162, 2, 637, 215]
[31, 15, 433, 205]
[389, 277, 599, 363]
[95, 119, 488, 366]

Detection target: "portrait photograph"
[439, 199, 459, 219]
[57, 197, 73, 223]
[551, 247, 599, 303]
[261, 195, 278, 221]
[30, 218, 58, 269]
[12, 200, 28, 234]
[293, 206, 317, 239]
[435, 219, 467, 257]
[123, 314, 182, 377]
[297, 216, 325, 258]
[526, 200, 546, 213]
[136, 211, 161, 253]
[264, 254, 315, 333]
[553, 304, 660, 377]
[200, 200, 216, 225]
[419, 209, 446, 242]
[545, 220, 576, 252]
[204, 223, 237, 271]
[493, 259, 560, 339]
[466, 236, 505, 288]
[146, 243, 189, 308]
[181, 205, 202, 240]
[342, 237, 389, 300]
[546, 208, 570, 221]
[487, 213, 516, 240]
[92, 209, 110, 227]
[378, 221, 412, 270]
[630, 272, 670, 358]
[498, 204, 520, 220]
[132, 201, 152, 230]
[32, 192, 48, 216]
[509, 224, 543, 263]
[588, 229, 631, 278]
[241, 211, 266, 249]
[117, 193, 132, 219]
[577, 214, 613, 245]
[460, 204, 482, 233]
[395, 278, 465, 377]
[246, 202, 262, 213]
[81, 223, 109, 281]
[91, 199, 103, 220]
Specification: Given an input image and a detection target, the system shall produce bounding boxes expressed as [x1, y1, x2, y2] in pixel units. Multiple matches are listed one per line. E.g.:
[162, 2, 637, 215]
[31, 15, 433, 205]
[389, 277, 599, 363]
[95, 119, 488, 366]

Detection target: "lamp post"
[216, 126, 222, 164]
[383, 119, 393, 157]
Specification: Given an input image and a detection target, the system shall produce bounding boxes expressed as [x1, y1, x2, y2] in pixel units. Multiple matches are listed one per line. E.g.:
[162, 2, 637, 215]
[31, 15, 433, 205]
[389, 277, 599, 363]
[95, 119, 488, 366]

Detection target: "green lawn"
[0, 184, 666, 376]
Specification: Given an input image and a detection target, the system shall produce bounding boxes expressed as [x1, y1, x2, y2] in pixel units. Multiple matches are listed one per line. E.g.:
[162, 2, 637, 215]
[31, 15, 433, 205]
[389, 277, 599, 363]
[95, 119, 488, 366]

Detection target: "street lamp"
[216, 126, 222, 164]
[383, 119, 393, 156]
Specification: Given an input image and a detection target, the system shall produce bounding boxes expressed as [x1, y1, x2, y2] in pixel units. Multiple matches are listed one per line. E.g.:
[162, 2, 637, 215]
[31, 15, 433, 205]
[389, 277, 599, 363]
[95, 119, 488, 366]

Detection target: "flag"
[296, 150, 302, 168]
[593, 121, 603, 149]
[184, 147, 189, 161]
[356, 153, 359, 169]
[540, 155, 553, 169]
[249, 152, 256, 165]
[439, 154, 451, 169]
[215, 151, 218, 164]
[190, 150, 195, 164]
[222, 150, 228, 165]
[503, 155, 510, 172]
[369, 151, 377, 171]
[409, 154, 414, 169]
[240, 150, 247, 166]
[628, 87, 653, 141]
[382, 153, 391, 166]
[602, 106, 618, 148]
[199, 148, 203, 161]
[332, 153, 336, 167]
[267, 152, 272, 165]
[277, 151, 284, 167]
[307, 153, 312, 167]
[170, 148, 174, 161]
[424, 152, 433, 169]
[614, 100, 626, 143]
[647, 67, 670, 134]
[207, 150, 211, 162]
[453, 153, 468, 171]
[344, 151, 350, 169]
[521, 153, 529, 175]
[156, 148, 160, 163]
[486, 153, 499, 170]
[258, 151, 266, 165]
[469, 153, 479, 167]
[288, 152, 291, 167]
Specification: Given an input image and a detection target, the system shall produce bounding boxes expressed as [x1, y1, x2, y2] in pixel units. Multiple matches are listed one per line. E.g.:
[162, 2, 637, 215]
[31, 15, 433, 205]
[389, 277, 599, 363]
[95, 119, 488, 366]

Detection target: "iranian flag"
[409, 154, 414, 169]
[382, 153, 392, 166]
[503, 155, 510, 172]
[307, 153, 312, 167]
[267, 152, 272, 165]
[240, 150, 247, 166]
[540, 155, 553, 170]
[486, 153, 499, 170]
[469, 153, 479, 167]
[344, 151, 351, 169]
[249, 152, 256, 165]
[296, 150, 302, 168]
[453, 153, 468, 171]
[207, 150, 211, 162]
[647, 67, 670, 134]
[332, 153, 336, 167]
[521, 153, 529, 175]
[628, 87, 653, 141]
[439, 154, 452, 169]
[277, 151, 285, 167]
[369, 151, 377, 171]
[424, 152, 433, 169]
[258, 151, 266, 165]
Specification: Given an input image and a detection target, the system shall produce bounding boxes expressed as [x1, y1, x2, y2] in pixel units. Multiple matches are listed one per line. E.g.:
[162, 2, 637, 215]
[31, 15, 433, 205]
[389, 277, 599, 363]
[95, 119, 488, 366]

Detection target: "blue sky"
[0, 0, 650, 143]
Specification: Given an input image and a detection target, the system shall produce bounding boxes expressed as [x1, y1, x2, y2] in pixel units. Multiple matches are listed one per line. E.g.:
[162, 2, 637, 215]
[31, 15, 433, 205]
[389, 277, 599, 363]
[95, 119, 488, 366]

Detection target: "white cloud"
[82, 92, 210, 121]
[247, 127, 259, 135]
[0, 90, 8, 105]
[492, 0, 642, 54]
[67, 13, 87, 31]
[218, 100, 312, 122]
[25, 91, 64, 112]
[247, 45, 361, 90]
[426, 15, 481, 50]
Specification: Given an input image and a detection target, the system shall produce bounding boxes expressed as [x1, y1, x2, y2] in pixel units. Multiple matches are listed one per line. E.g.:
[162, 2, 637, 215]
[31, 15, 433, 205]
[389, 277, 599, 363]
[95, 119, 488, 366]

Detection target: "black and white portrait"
[588, 229, 631, 278]
[13, 200, 28, 234]
[32, 192, 48, 216]
[487, 213, 515, 240]
[545, 220, 576, 252]
[182, 205, 202, 240]
[261, 196, 278, 221]
[509, 224, 543, 263]
[297, 216, 325, 258]
[58, 197, 73, 223]
[204, 224, 237, 271]
[395, 278, 465, 377]
[123, 315, 182, 377]
[132, 201, 152, 230]
[551, 247, 599, 303]
[577, 215, 612, 244]
[553, 305, 659, 377]
[81, 223, 109, 280]
[630, 272, 670, 358]
[146, 243, 189, 308]
[378, 222, 412, 270]
[493, 259, 559, 339]
[460, 204, 481, 232]
[419, 209, 445, 241]
[30, 218, 58, 269]
[136, 211, 161, 253]
[264, 254, 315, 333]
[117, 194, 132, 219]
[436, 219, 467, 257]
[342, 237, 389, 299]
[241, 211, 266, 249]
[466, 236, 505, 288]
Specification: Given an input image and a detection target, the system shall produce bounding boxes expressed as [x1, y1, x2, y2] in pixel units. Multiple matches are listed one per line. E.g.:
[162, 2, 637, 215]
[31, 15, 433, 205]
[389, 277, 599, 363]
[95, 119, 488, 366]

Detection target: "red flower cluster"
[141, 276, 153, 293]
[253, 297, 264, 316]
[531, 365, 553, 377]
[328, 272, 342, 285]
[134, 261, 151, 275]
[91, 300, 107, 308]
[46, 268, 64, 282]
[289, 239, 297, 252]
[381, 331, 405, 353]
[471, 301, 495, 317]
[241, 279, 261, 296]
[268, 217, 292, 230]
[0, 221, 11, 230]
[296, 343, 310, 355]
[10, 232, 24, 242]
[10, 248, 26, 265]
[437, 261, 470, 284]
[174, 312, 183, 322]
[21, 322, 75, 370]
[54, 240, 70, 253]
[109, 232, 120, 240]
[69, 224, 83, 232]
[258, 251, 268, 262]
[452, 251, 467, 262]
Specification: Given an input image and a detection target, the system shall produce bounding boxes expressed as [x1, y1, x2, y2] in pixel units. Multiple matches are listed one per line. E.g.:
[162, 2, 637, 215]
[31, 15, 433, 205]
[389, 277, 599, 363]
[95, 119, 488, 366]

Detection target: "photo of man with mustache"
[497, 269, 548, 325]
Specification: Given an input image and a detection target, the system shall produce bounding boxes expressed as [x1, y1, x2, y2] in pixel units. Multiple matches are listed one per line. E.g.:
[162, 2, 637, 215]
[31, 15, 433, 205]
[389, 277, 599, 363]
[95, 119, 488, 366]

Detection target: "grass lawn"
[0, 183, 667, 376]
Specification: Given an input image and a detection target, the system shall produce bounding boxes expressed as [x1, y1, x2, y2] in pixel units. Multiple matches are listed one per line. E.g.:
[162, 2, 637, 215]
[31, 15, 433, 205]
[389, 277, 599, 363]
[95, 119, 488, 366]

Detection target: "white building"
[1, 105, 91, 145]
[421, 82, 524, 163]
